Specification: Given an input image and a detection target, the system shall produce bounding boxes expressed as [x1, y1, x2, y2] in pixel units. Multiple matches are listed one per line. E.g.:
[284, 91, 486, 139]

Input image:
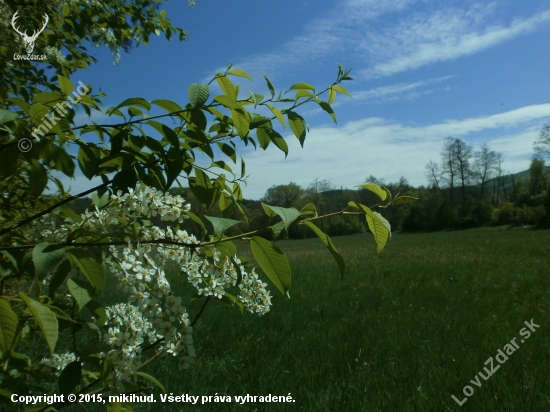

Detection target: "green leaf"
[204, 216, 241, 235]
[112, 97, 151, 112]
[51, 146, 75, 178]
[136, 372, 166, 393]
[289, 82, 315, 91]
[28, 159, 48, 197]
[0, 299, 18, 357]
[0, 109, 18, 125]
[214, 240, 237, 260]
[0, 388, 13, 399]
[33, 92, 65, 105]
[331, 84, 352, 97]
[29, 103, 50, 125]
[214, 95, 241, 110]
[216, 74, 236, 100]
[286, 110, 307, 147]
[187, 84, 210, 108]
[261, 202, 277, 217]
[316, 100, 337, 124]
[300, 203, 317, 216]
[5, 98, 30, 115]
[272, 221, 285, 239]
[66, 249, 105, 293]
[295, 89, 315, 99]
[250, 236, 291, 295]
[59, 361, 81, 394]
[48, 259, 72, 298]
[384, 187, 392, 203]
[19, 292, 58, 355]
[358, 204, 389, 253]
[355, 183, 387, 201]
[263, 75, 275, 98]
[77, 144, 100, 180]
[373, 211, 392, 239]
[185, 211, 207, 239]
[67, 278, 95, 312]
[392, 196, 418, 205]
[152, 99, 184, 113]
[219, 193, 235, 218]
[261, 204, 300, 231]
[303, 221, 345, 277]
[127, 107, 143, 118]
[256, 127, 271, 150]
[189, 167, 215, 207]
[266, 128, 288, 156]
[328, 87, 336, 105]
[231, 109, 250, 139]
[58, 75, 75, 96]
[266, 104, 285, 129]
[33, 243, 65, 280]
[221, 292, 244, 314]
[227, 69, 253, 81]
[241, 156, 246, 178]
[91, 191, 109, 208]
[46, 305, 77, 323]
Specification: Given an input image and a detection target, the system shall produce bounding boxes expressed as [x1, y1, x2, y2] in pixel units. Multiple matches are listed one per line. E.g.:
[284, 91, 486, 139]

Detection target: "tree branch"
[0, 180, 111, 238]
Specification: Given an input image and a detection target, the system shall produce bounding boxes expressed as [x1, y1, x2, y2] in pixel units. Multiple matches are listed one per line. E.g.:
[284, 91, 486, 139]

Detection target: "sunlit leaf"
[303, 221, 345, 277]
[0, 299, 18, 357]
[204, 216, 241, 235]
[33, 243, 65, 280]
[187, 84, 210, 108]
[355, 183, 387, 201]
[227, 69, 253, 81]
[250, 236, 291, 295]
[19, 292, 58, 355]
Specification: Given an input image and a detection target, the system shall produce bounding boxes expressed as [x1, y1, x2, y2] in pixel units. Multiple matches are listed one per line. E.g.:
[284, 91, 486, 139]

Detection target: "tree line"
[183, 124, 550, 235]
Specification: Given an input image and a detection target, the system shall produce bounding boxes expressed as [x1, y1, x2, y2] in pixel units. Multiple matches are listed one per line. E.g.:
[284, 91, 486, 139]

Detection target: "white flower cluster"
[91, 27, 121, 65]
[19, 183, 271, 387]
[15, 213, 69, 245]
[40, 352, 79, 371]
[238, 268, 272, 316]
[74, 184, 271, 385]
[44, 46, 67, 64]
[102, 302, 194, 391]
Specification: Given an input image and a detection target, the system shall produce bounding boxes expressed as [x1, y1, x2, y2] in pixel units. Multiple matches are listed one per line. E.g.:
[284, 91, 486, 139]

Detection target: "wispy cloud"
[353, 75, 455, 103]
[204, 1, 550, 84]
[356, 7, 550, 78]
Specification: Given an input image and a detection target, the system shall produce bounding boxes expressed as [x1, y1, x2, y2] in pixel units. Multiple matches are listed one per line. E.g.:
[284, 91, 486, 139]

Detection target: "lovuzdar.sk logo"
[11, 10, 49, 61]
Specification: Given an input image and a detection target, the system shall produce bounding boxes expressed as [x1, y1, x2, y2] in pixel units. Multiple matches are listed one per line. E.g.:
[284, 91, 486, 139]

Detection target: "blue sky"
[56, 0, 550, 199]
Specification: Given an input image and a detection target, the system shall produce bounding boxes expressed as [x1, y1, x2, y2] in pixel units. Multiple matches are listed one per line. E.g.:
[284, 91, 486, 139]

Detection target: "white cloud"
[239, 103, 550, 199]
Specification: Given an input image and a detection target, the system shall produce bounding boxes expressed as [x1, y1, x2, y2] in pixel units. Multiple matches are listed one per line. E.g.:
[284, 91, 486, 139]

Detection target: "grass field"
[110, 228, 548, 411]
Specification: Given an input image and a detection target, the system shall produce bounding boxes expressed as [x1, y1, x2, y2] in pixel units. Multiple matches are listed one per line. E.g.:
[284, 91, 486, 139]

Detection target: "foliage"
[544, 182, 550, 225]
[0, 2, 410, 409]
[533, 123, 550, 161]
[528, 158, 548, 196]
[260, 182, 305, 208]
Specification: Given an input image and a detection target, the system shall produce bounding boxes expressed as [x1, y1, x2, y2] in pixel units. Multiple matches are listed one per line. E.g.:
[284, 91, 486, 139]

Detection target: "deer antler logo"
[11, 11, 49, 54]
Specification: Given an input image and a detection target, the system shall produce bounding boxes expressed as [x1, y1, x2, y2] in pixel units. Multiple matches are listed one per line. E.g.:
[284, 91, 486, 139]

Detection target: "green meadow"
[118, 228, 548, 411]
